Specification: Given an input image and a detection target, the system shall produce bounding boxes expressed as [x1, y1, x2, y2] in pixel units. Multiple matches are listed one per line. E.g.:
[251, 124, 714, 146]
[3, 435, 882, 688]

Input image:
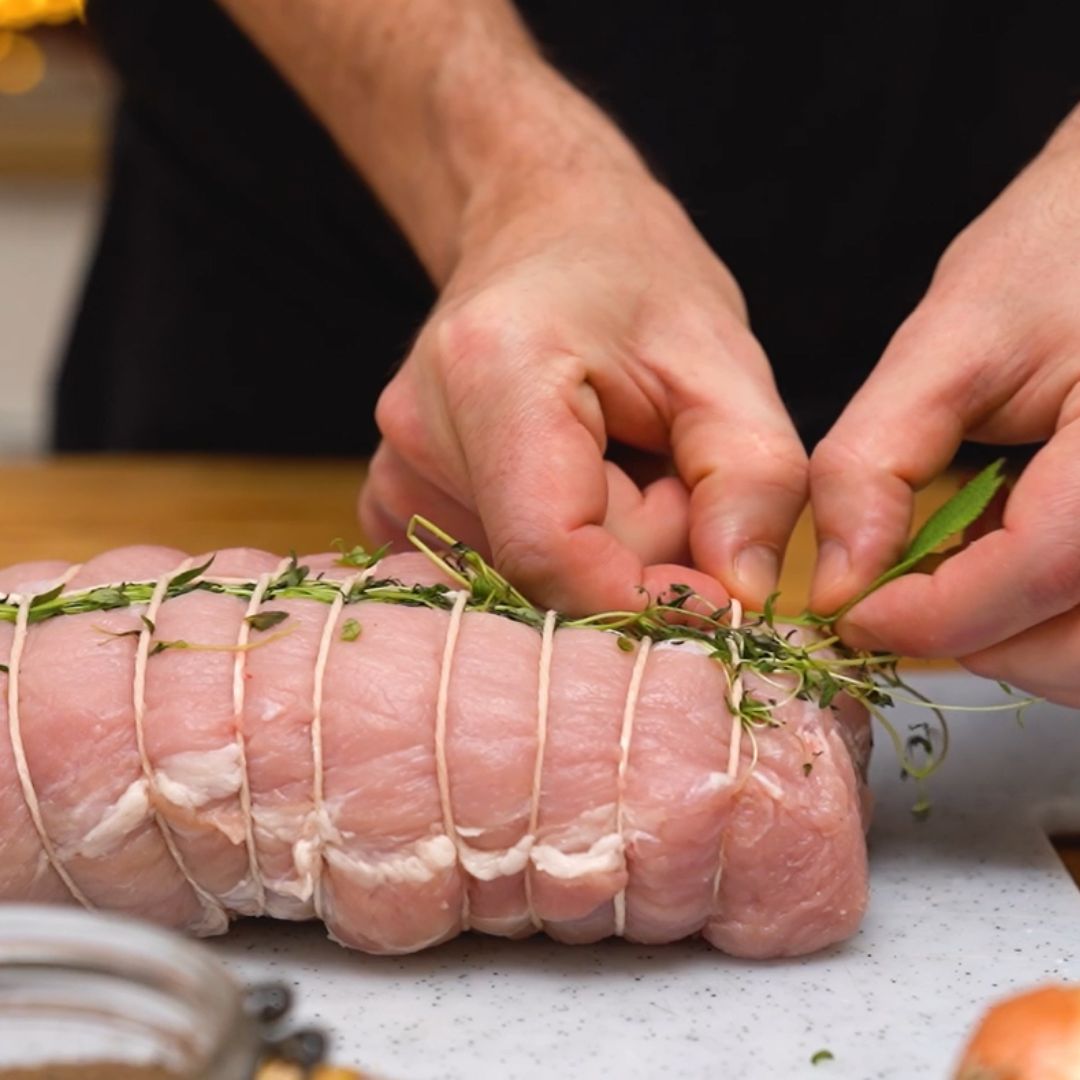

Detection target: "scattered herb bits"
[810, 1049, 834, 1065]
[341, 619, 361, 642]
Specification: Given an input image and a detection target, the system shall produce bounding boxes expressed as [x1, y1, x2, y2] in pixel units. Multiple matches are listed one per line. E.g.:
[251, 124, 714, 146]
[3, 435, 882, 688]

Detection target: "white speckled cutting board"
[213, 674, 1080, 1079]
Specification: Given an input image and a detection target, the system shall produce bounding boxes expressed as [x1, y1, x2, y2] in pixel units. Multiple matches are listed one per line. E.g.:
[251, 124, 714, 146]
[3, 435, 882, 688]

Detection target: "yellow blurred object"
[954, 984, 1080, 1080]
[257, 1065, 365, 1080]
[0, 29, 43, 93]
[0, 0, 83, 30]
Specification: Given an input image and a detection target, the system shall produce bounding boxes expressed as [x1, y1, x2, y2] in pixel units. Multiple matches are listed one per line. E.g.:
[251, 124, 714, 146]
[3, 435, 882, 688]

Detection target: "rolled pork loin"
[0, 545, 871, 957]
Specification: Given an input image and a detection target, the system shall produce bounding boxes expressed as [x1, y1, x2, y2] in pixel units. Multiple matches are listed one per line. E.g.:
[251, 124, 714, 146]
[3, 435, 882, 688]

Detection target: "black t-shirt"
[57, 0, 1080, 457]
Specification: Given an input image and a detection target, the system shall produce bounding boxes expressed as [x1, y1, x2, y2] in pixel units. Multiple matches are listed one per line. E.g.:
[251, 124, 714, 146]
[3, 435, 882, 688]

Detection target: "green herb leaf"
[85, 586, 132, 611]
[832, 459, 1006, 620]
[246, 610, 290, 633]
[810, 1049, 834, 1065]
[150, 639, 189, 656]
[169, 556, 216, 591]
[762, 590, 780, 627]
[616, 635, 635, 653]
[29, 583, 64, 609]
[341, 618, 361, 642]
[333, 539, 391, 569]
[269, 554, 310, 592]
[98, 626, 142, 642]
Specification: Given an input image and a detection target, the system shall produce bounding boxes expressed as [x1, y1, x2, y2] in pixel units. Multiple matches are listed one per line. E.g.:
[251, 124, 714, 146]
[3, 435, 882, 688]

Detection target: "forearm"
[216, 0, 647, 283]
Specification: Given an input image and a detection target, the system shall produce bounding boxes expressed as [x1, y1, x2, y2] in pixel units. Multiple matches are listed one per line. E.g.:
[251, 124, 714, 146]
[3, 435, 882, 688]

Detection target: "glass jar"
[0, 904, 261, 1079]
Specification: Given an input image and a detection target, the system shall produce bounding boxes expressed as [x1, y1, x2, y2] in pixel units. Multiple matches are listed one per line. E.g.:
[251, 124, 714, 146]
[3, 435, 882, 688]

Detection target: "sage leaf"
[833, 458, 1006, 619]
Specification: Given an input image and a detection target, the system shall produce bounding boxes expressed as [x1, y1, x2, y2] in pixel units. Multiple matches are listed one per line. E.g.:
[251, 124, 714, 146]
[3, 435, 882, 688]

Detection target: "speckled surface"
[213, 674, 1080, 1079]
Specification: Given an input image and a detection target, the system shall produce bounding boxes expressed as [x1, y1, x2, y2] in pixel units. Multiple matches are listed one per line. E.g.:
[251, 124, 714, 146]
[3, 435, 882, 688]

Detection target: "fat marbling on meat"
[0, 545, 871, 957]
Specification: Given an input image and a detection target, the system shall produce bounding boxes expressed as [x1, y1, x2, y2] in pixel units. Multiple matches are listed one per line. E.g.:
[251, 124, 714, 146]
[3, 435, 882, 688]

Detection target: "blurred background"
[0, 23, 111, 454]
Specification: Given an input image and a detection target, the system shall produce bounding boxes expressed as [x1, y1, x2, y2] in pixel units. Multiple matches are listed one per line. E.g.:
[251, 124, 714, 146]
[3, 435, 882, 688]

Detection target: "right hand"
[360, 168, 808, 615]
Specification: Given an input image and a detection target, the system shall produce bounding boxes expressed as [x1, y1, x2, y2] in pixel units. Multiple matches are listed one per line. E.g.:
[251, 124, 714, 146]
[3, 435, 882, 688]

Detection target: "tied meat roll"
[0, 544, 872, 957]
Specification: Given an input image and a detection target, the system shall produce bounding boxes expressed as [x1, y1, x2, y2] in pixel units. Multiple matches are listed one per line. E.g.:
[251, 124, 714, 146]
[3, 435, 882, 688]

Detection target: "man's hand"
[810, 106, 1080, 704]
[218, 0, 806, 613]
[363, 166, 807, 613]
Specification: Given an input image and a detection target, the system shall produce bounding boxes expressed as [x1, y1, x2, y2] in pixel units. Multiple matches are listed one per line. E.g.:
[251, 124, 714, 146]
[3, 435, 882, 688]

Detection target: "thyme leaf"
[267, 554, 309, 594]
[333, 539, 391, 569]
[246, 610, 290, 633]
[169, 556, 215, 591]
[29, 583, 64, 609]
[810, 1049, 834, 1065]
[341, 618, 361, 642]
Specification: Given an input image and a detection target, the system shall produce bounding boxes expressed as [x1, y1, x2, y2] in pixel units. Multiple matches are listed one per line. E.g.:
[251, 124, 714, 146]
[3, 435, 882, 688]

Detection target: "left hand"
[809, 105, 1080, 706]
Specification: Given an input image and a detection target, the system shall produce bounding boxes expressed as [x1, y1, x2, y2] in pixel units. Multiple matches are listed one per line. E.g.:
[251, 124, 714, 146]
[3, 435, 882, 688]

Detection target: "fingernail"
[814, 538, 850, 596]
[733, 543, 779, 600]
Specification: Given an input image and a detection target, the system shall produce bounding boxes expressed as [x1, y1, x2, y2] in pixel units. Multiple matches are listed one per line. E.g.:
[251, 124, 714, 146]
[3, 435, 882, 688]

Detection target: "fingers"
[667, 344, 808, 607]
[602, 465, 691, 566]
[837, 422, 1080, 657]
[359, 442, 490, 555]
[809, 303, 1012, 614]
[450, 350, 728, 614]
[960, 607, 1080, 708]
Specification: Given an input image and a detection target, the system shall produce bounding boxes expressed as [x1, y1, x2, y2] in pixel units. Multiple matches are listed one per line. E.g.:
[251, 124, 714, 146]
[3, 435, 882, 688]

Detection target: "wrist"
[428, 46, 653, 282]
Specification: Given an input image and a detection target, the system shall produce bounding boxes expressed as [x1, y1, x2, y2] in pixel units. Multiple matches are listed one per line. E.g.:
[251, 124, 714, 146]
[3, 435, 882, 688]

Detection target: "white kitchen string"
[7, 566, 94, 909]
[310, 568, 369, 923]
[434, 590, 471, 929]
[725, 599, 745, 778]
[232, 565, 284, 917]
[523, 609, 558, 932]
[134, 557, 227, 932]
[613, 636, 652, 938]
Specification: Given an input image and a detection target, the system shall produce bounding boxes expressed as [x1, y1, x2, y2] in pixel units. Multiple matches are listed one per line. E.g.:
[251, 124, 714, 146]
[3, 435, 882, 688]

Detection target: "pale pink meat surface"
[528, 628, 634, 943]
[0, 560, 72, 903]
[705, 674, 869, 958]
[16, 546, 206, 927]
[244, 552, 359, 919]
[142, 548, 281, 916]
[622, 641, 734, 944]
[319, 602, 465, 954]
[443, 611, 540, 937]
[0, 544, 874, 958]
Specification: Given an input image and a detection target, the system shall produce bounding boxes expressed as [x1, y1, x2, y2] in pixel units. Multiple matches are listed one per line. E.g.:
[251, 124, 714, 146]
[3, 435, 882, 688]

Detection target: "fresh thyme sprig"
[0, 463, 1033, 813]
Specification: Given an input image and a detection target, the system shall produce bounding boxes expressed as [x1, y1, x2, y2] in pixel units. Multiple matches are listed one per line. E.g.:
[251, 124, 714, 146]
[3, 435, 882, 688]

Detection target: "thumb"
[809, 302, 1007, 614]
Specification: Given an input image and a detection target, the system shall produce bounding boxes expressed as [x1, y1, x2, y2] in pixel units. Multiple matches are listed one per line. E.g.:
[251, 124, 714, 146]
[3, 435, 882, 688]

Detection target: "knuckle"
[1023, 538, 1080, 612]
[435, 295, 530, 376]
[490, 530, 557, 598]
[809, 436, 871, 487]
[374, 376, 416, 446]
[746, 431, 809, 489]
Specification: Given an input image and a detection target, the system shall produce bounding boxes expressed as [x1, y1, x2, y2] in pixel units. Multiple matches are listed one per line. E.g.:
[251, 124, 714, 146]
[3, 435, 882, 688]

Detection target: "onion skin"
[954, 985, 1080, 1080]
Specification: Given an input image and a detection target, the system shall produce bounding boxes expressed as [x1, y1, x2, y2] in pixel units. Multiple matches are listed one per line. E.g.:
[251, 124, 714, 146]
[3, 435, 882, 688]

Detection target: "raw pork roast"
[0, 546, 871, 957]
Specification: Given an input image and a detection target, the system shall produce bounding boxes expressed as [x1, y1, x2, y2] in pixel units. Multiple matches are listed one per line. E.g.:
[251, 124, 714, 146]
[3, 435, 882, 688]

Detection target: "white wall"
[0, 178, 100, 453]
